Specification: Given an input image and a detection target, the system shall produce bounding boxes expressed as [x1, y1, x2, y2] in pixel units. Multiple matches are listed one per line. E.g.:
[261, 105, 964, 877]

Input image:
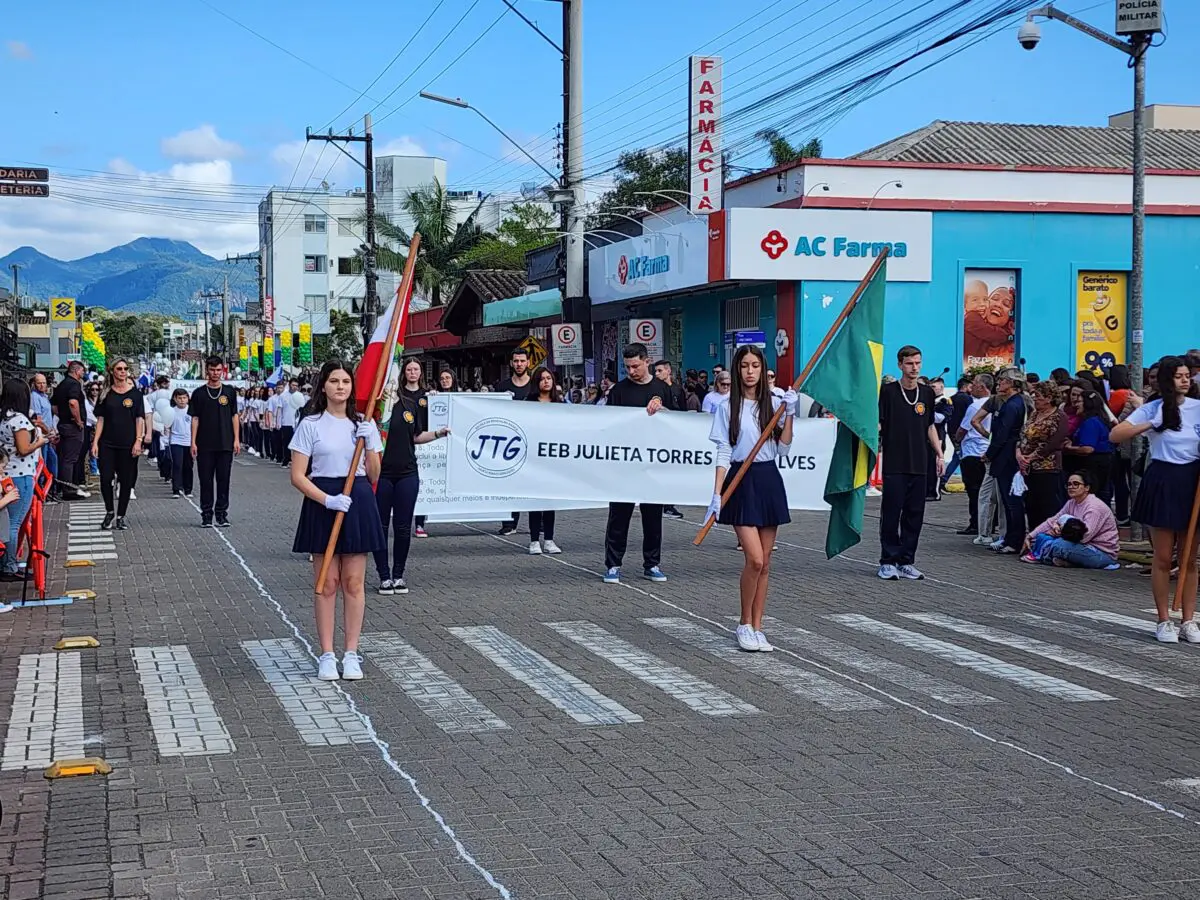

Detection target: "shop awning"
[482, 288, 562, 327]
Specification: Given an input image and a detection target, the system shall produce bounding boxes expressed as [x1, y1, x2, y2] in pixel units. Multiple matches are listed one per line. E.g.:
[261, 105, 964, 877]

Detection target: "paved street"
[3, 455, 1200, 900]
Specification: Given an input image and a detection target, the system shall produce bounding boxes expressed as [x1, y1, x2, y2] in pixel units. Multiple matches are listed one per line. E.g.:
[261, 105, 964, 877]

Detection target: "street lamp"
[805, 182, 831, 198]
[867, 180, 903, 209]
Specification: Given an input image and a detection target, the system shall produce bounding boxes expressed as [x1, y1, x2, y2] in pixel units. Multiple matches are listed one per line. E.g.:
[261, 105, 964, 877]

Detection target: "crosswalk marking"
[449, 626, 643, 726]
[359, 632, 508, 734]
[828, 615, 1114, 702]
[644, 617, 885, 712]
[751, 617, 997, 706]
[546, 621, 759, 717]
[1166, 778, 1200, 799]
[241, 639, 373, 746]
[2, 653, 84, 770]
[994, 612, 1200, 669]
[67, 504, 117, 562]
[131, 646, 235, 756]
[1071, 610, 1159, 634]
[904, 613, 1200, 699]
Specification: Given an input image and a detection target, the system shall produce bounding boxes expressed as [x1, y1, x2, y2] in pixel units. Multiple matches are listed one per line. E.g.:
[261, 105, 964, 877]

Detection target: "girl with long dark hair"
[706, 345, 797, 652]
[90, 358, 144, 530]
[435, 368, 459, 393]
[399, 358, 430, 538]
[1111, 356, 1200, 643]
[289, 360, 386, 680]
[524, 366, 563, 555]
[0, 378, 48, 577]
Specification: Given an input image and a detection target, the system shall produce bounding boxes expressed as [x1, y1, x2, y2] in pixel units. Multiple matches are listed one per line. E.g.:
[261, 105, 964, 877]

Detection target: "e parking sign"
[630, 318, 664, 361]
[552, 322, 583, 365]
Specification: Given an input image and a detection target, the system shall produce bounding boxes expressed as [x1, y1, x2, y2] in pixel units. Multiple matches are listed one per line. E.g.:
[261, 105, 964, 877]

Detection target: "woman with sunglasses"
[91, 358, 144, 530]
[83, 380, 102, 481]
[1021, 470, 1119, 569]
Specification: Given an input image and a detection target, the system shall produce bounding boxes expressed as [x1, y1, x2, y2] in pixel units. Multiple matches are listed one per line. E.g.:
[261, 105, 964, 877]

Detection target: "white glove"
[705, 493, 721, 521]
[354, 420, 375, 442]
[323, 493, 353, 513]
[782, 388, 798, 416]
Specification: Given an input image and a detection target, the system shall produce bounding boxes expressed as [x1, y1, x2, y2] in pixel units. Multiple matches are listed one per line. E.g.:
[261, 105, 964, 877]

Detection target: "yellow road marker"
[54, 636, 100, 650]
[44, 758, 112, 779]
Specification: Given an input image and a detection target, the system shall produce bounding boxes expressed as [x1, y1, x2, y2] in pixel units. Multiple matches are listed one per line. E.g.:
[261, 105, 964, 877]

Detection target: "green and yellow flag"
[800, 257, 887, 558]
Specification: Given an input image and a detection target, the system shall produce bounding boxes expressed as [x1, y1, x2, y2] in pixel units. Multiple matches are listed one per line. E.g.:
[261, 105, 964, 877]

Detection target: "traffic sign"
[518, 334, 548, 368]
[0, 183, 48, 198]
[552, 322, 583, 365]
[630, 318, 664, 362]
[0, 167, 49, 182]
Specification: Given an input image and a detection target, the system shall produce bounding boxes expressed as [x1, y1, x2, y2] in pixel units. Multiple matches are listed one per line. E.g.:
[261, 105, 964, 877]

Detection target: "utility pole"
[226, 251, 263, 357]
[562, 0, 584, 318]
[198, 285, 224, 359]
[305, 115, 377, 346]
[8, 263, 19, 347]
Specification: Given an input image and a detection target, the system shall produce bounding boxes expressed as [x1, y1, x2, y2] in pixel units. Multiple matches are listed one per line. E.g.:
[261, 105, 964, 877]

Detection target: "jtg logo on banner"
[466, 418, 528, 478]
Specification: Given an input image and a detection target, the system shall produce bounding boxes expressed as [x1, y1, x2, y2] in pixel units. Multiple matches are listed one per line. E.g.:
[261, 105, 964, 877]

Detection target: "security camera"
[1017, 19, 1041, 51]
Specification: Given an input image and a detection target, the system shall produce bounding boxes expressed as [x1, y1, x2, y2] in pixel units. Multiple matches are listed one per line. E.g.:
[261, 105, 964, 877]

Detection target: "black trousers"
[997, 470, 1028, 550]
[960, 456, 987, 530]
[604, 503, 662, 570]
[196, 450, 233, 519]
[99, 443, 138, 516]
[279, 426, 294, 465]
[170, 444, 194, 495]
[57, 422, 84, 487]
[879, 472, 927, 566]
[529, 510, 556, 541]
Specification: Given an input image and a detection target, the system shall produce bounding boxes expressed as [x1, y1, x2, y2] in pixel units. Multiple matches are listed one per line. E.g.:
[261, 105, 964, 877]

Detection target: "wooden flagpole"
[1170, 477, 1200, 612]
[693, 249, 889, 547]
[315, 233, 422, 593]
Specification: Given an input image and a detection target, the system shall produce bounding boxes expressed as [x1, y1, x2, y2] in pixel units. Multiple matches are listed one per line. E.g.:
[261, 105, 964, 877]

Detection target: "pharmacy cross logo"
[617, 255, 629, 285]
[760, 230, 788, 259]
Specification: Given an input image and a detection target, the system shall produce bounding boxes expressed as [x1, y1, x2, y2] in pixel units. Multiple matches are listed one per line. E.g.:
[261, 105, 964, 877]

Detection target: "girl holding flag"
[707, 345, 797, 652]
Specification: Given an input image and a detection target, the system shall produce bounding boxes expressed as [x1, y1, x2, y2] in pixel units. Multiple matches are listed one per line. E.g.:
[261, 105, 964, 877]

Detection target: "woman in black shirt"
[399, 358, 430, 536]
[372, 379, 448, 596]
[524, 367, 564, 555]
[90, 358, 145, 530]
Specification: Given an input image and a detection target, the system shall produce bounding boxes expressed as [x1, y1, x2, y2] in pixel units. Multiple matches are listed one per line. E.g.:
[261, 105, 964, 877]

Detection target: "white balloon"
[289, 391, 307, 410]
[160, 408, 176, 428]
[154, 398, 171, 416]
[152, 413, 163, 431]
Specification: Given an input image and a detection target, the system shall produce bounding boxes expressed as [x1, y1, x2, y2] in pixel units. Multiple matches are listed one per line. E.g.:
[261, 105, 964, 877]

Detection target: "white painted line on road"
[546, 621, 759, 717]
[904, 613, 1200, 699]
[1167, 778, 1200, 799]
[241, 638, 373, 746]
[2, 652, 84, 770]
[644, 617, 885, 712]
[828, 615, 1113, 702]
[750, 616, 998, 706]
[996, 612, 1200, 672]
[1072, 610, 1159, 634]
[360, 632, 508, 734]
[131, 646, 235, 756]
[449, 625, 643, 726]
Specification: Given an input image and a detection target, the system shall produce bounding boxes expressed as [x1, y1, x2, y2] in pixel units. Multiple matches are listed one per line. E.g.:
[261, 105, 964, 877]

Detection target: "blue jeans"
[43, 443, 57, 479]
[373, 474, 419, 581]
[2, 474, 34, 573]
[1031, 534, 1117, 569]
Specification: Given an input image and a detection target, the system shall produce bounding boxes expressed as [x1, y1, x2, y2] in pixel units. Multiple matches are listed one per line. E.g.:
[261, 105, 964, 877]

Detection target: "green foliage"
[313, 310, 362, 365]
[370, 179, 487, 307]
[461, 202, 556, 271]
[755, 130, 823, 167]
[592, 149, 688, 229]
[98, 314, 167, 358]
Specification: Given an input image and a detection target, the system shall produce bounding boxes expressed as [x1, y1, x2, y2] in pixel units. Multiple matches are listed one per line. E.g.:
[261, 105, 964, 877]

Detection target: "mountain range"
[0, 238, 258, 317]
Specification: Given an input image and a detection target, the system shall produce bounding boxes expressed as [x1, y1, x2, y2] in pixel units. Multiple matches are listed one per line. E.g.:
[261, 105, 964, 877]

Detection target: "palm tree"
[372, 179, 488, 307]
[755, 129, 823, 167]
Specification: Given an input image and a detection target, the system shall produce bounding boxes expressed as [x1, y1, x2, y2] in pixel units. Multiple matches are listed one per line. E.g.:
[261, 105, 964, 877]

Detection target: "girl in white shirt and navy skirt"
[707, 345, 797, 652]
[289, 360, 386, 681]
[1111, 355, 1200, 644]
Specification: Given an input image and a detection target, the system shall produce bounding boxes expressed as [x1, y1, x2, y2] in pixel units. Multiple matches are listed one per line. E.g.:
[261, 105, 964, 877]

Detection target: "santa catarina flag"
[800, 256, 887, 558]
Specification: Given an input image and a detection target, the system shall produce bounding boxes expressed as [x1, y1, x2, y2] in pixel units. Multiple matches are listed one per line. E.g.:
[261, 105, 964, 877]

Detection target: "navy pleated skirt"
[1133, 459, 1200, 532]
[293, 476, 386, 555]
[718, 460, 791, 528]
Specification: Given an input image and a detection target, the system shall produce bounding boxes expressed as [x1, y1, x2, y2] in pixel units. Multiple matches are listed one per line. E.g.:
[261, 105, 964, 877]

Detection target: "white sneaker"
[897, 564, 925, 580]
[1156, 621, 1180, 644]
[542, 540, 562, 555]
[379, 579, 395, 596]
[0, 602, 13, 613]
[341, 651, 364, 681]
[972, 534, 993, 547]
[877, 564, 900, 580]
[129, 489, 136, 500]
[736, 624, 758, 652]
[528, 541, 543, 555]
[1180, 620, 1200, 644]
[755, 630, 774, 652]
[317, 652, 339, 680]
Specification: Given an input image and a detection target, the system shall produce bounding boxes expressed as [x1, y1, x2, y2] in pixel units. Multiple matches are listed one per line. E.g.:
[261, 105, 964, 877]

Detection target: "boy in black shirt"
[188, 356, 240, 528]
[877, 345, 944, 581]
[493, 347, 533, 532]
[602, 343, 675, 584]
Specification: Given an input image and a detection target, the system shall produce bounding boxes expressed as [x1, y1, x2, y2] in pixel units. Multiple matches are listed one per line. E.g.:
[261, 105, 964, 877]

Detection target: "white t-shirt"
[1127, 397, 1200, 464]
[960, 396, 992, 458]
[0, 412, 39, 477]
[168, 408, 193, 446]
[701, 391, 729, 415]
[709, 397, 791, 467]
[279, 391, 298, 429]
[288, 412, 382, 478]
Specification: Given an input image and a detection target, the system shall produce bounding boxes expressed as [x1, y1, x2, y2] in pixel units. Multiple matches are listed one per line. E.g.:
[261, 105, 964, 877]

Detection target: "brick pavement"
[2, 454, 1200, 898]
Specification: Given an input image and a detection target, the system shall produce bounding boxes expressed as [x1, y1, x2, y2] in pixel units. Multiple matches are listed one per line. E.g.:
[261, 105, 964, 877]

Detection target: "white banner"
[446, 395, 834, 508]
[415, 393, 602, 521]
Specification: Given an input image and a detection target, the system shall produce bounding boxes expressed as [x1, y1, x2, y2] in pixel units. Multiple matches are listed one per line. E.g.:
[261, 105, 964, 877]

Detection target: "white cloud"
[0, 157, 258, 261]
[377, 137, 427, 157]
[6, 40, 32, 60]
[161, 124, 244, 160]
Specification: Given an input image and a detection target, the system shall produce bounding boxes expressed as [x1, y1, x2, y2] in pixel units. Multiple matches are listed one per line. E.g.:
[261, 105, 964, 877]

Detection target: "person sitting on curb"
[1021, 470, 1120, 569]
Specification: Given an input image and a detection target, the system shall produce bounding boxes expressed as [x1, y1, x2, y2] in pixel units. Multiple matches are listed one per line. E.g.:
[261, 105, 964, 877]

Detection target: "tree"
[313, 309, 362, 365]
[371, 179, 487, 307]
[755, 129, 823, 167]
[99, 314, 156, 358]
[460, 202, 556, 271]
[592, 148, 688, 229]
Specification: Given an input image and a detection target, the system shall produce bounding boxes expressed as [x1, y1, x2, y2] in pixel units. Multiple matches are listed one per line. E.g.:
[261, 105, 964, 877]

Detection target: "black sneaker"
[499, 524, 517, 536]
[201, 518, 213, 528]
[393, 578, 409, 594]
[663, 506, 684, 519]
[216, 516, 231, 528]
[114, 516, 129, 531]
[100, 512, 115, 530]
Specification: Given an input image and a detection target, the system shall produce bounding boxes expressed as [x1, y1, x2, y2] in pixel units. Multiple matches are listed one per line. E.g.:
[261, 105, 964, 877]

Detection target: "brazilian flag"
[800, 257, 887, 558]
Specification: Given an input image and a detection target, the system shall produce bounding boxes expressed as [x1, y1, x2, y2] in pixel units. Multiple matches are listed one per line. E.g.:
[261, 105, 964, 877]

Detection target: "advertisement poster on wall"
[962, 269, 1017, 372]
[1075, 271, 1127, 374]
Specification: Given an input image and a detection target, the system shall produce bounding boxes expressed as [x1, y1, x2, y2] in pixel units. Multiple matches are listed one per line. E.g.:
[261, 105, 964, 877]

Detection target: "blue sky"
[1, 0, 1195, 259]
